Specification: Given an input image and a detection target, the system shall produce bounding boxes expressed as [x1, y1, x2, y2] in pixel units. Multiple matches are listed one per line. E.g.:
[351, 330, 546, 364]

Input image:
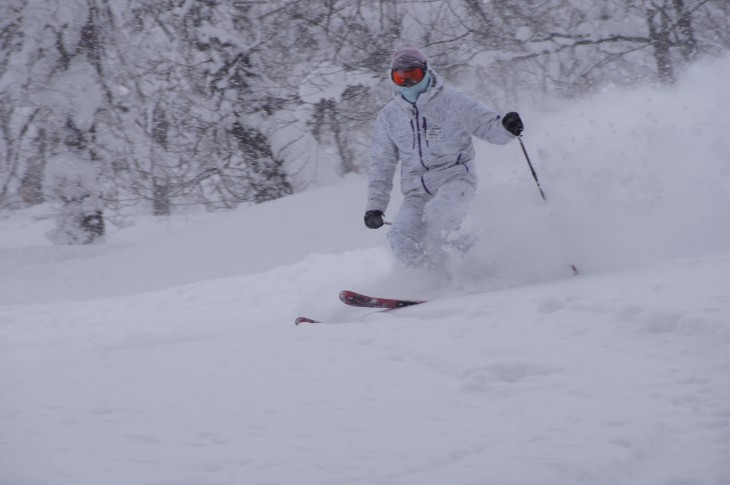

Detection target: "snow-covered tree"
[45, 150, 105, 245]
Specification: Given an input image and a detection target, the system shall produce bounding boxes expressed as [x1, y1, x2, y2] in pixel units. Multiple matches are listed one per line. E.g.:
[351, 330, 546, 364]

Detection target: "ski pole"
[518, 136, 546, 201]
[517, 135, 578, 275]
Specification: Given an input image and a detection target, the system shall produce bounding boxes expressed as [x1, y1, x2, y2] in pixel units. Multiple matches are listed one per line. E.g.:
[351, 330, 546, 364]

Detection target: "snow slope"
[1, 58, 730, 485]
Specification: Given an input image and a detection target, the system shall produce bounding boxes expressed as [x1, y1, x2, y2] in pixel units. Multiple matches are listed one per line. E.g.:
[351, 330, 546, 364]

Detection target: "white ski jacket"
[367, 69, 514, 213]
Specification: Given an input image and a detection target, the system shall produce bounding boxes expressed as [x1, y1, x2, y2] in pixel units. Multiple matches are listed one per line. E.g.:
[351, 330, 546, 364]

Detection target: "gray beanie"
[391, 45, 427, 71]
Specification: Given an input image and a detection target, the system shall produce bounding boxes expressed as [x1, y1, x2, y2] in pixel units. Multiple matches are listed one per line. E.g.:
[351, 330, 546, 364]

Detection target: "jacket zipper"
[413, 105, 427, 170]
[455, 153, 468, 172]
[413, 105, 434, 195]
[409, 119, 415, 150]
[423, 117, 429, 148]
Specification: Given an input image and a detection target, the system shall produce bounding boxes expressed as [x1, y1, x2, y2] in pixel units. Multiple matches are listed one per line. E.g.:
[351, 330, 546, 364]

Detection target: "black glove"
[502, 112, 524, 136]
[364, 210, 384, 229]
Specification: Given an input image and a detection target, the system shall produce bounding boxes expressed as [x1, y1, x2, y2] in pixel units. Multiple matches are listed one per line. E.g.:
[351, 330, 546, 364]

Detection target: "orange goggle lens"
[391, 67, 426, 87]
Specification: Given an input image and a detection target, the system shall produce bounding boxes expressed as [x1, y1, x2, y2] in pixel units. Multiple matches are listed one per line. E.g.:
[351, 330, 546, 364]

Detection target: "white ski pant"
[388, 179, 475, 268]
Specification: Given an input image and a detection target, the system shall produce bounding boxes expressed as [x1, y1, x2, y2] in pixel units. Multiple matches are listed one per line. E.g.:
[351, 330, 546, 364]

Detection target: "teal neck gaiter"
[397, 72, 431, 103]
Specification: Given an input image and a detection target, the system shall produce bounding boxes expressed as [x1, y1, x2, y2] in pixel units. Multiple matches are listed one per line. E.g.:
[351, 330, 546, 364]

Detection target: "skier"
[364, 44, 524, 269]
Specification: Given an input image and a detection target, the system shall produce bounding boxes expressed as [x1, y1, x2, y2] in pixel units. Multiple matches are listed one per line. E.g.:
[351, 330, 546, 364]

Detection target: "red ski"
[339, 290, 426, 309]
[295, 291, 426, 325]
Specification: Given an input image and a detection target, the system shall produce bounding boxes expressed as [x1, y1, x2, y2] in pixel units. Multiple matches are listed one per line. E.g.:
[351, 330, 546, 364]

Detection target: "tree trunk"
[329, 100, 357, 175]
[18, 128, 47, 206]
[152, 181, 171, 216]
[646, 8, 675, 85]
[673, 0, 699, 61]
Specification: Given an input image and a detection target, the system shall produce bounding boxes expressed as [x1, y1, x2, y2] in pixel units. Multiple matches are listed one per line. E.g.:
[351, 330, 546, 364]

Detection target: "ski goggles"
[391, 67, 426, 87]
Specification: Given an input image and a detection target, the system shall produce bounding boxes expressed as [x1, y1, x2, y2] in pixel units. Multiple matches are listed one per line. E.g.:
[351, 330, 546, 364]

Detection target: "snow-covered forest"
[2, 0, 729, 243]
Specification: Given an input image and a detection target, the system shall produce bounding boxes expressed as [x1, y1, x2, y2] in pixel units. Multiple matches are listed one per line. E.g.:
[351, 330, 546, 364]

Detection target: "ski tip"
[295, 316, 319, 325]
[339, 290, 375, 307]
[339, 290, 365, 306]
[339, 289, 426, 309]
